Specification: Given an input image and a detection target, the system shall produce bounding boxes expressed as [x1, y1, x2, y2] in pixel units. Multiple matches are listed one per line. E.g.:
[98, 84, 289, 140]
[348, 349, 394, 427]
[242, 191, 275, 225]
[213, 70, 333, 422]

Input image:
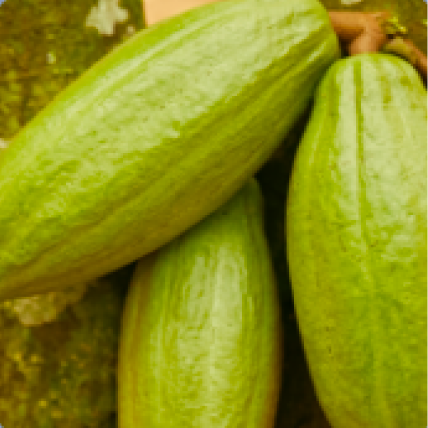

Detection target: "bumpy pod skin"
[119, 179, 282, 427]
[0, 0, 339, 300]
[286, 54, 427, 428]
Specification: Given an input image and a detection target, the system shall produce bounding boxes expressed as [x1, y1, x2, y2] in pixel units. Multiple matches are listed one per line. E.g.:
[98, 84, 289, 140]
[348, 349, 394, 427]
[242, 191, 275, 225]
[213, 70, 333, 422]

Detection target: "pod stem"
[329, 11, 427, 84]
[328, 11, 391, 55]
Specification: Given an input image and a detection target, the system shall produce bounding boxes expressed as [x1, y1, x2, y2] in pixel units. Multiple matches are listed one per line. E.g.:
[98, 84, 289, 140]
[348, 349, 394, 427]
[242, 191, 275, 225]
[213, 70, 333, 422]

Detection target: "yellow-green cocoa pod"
[286, 54, 427, 428]
[119, 179, 282, 427]
[0, 0, 339, 300]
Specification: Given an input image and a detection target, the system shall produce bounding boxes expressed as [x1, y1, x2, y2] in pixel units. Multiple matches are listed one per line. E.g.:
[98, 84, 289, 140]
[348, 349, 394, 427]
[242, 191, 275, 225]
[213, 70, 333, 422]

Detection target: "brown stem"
[400, 39, 427, 83]
[328, 11, 391, 55]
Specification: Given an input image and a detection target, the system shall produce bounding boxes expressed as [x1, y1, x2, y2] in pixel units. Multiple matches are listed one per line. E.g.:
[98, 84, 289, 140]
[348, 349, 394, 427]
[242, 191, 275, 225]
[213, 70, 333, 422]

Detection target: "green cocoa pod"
[119, 179, 282, 427]
[286, 54, 427, 428]
[0, 0, 339, 300]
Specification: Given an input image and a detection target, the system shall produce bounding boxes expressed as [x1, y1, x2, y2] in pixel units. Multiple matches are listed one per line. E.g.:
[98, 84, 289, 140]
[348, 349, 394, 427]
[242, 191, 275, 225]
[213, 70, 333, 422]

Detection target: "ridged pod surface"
[119, 179, 282, 427]
[0, 0, 339, 300]
[286, 54, 427, 428]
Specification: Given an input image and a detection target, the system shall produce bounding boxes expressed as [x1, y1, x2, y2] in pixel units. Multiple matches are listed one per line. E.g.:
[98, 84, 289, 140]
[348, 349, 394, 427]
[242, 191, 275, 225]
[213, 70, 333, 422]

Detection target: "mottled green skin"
[119, 179, 282, 427]
[286, 54, 427, 428]
[0, 0, 339, 300]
